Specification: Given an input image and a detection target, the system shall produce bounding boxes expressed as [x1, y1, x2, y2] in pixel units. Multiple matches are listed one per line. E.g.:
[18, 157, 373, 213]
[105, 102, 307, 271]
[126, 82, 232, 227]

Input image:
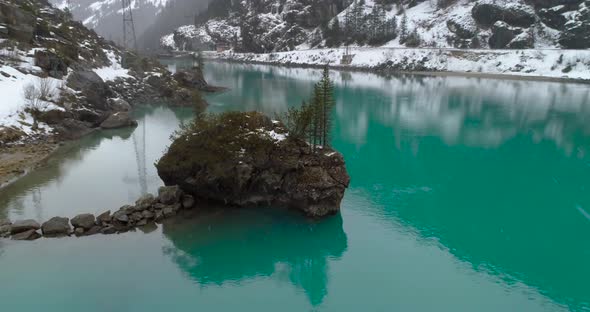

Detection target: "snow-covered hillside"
[209, 47, 590, 81]
[162, 0, 590, 52]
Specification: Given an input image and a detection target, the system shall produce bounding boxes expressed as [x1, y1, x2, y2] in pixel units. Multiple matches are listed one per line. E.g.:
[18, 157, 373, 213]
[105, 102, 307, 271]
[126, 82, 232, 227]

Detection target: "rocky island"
[156, 111, 350, 217]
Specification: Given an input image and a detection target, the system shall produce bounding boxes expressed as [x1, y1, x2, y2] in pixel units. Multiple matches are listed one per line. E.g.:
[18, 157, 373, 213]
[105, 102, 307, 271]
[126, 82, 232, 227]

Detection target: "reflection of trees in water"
[335, 122, 590, 311]
[162, 208, 348, 307]
[333, 75, 590, 156]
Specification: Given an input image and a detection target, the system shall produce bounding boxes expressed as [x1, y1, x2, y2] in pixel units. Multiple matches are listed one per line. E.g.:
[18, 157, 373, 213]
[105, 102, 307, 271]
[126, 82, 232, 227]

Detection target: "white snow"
[210, 47, 590, 81]
[93, 49, 131, 81]
[0, 65, 63, 136]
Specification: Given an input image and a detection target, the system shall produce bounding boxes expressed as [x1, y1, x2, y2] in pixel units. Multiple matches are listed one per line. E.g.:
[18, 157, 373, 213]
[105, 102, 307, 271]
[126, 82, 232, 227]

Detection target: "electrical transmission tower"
[121, 0, 137, 51]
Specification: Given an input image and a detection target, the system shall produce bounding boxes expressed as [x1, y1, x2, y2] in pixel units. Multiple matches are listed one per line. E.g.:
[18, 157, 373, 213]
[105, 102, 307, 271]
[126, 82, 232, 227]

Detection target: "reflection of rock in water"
[162, 207, 348, 307]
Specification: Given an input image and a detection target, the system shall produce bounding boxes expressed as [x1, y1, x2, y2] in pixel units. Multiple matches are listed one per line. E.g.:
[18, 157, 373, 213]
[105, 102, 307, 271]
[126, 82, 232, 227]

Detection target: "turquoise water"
[1, 62, 590, 311]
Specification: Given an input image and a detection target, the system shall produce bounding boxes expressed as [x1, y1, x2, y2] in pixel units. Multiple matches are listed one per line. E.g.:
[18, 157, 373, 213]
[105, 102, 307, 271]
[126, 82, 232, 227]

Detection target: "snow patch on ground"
[93, 49, 131, 81]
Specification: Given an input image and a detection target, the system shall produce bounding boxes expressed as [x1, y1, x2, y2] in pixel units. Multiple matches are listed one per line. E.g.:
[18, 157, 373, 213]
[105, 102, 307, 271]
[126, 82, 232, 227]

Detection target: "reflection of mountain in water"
[162, 208, 348, 307]
[334, 75, 590, 156]
[333, 109, 590, 310]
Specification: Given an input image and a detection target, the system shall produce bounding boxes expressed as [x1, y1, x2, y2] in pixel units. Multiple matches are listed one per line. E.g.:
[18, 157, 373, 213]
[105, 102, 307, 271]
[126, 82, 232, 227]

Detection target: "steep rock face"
[163, 0, 349, 53]
[156, 112, 350, 218]
[162, 0, 589, 51]
[558, 1, 590, 48]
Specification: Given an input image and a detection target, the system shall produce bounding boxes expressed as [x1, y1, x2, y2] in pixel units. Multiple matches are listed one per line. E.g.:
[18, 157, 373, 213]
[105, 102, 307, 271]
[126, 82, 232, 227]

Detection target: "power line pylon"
[121, 0, 137, 51]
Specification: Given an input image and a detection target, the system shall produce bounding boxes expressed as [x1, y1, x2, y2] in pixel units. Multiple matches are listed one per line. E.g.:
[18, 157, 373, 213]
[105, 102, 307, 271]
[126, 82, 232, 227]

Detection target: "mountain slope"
[162, 0, 590, 52]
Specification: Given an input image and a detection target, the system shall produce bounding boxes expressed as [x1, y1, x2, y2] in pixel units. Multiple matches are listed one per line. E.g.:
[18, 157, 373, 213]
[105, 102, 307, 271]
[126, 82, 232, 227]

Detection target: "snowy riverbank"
[206, 47, 590, 83]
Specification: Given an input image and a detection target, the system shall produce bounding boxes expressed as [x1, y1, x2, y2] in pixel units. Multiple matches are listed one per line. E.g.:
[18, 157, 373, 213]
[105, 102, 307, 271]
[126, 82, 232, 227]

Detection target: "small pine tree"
[400, 13, 408, 43]
[280, 65, 336, 151]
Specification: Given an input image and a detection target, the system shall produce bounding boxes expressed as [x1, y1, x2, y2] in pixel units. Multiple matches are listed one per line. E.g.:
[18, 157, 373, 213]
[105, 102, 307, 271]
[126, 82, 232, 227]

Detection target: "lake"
[0, 61, 589, 311]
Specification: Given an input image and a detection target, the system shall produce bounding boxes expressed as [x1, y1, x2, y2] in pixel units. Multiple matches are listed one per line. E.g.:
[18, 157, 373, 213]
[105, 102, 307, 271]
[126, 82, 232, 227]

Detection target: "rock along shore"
[0, 185, 194, 241]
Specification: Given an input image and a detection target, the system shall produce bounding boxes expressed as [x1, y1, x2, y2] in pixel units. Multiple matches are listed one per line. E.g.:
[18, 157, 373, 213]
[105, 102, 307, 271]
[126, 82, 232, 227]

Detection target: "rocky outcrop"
[538, 5, 569, 30]
[472, 3, 536, 28]
[99, 112, 138, 129]
[156, 112, 350, 217]
[67, 70, 112, 111]
[558, 1, 590, 49]
[41, 217, 71, 237]
[10, 219, 40, 234]
[489, 21, 524, 49]
[34, 50, 69, 79]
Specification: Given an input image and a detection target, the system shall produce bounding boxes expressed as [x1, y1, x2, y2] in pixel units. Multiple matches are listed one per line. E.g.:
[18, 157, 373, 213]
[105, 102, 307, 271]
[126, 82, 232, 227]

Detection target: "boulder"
[67, 70, 112, 110]
[472, 3, 536, 28]
[71, 213, 96, 230]
[100, 225, 117, 235]
[34, 50, 68, 79]
[130, 212, 143, 223]
[108, 98, 131, 112]
[100, 112, 138, 129]
[74, 227, 85, 236]
[113, 210, 129, 223]
[10, 219, 40, 234]
[156, 112, 350, 217]
[97, 210, 112, 225]
[141, 210, 155, 220]
[182, 195, 195, 209]
[85, 226, 102, 236]
[158, 186, 183, 205]
[12, 229, 41, 241]
[41, 217, 71, 236]
[135, 193, 156, 211]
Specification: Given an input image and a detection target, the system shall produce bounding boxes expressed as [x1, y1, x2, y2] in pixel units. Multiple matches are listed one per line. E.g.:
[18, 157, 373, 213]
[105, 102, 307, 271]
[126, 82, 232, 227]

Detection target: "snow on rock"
[92, 49, 131, 82]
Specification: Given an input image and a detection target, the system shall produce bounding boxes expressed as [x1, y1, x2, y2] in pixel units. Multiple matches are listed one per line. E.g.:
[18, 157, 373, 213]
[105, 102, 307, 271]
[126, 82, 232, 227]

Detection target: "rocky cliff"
[162, 0, 590, 52]
[156, 111, 350, 217]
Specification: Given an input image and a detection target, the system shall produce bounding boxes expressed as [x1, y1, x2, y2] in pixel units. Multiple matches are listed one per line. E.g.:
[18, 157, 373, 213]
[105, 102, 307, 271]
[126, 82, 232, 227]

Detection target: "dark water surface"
[1, 61, 589, 311]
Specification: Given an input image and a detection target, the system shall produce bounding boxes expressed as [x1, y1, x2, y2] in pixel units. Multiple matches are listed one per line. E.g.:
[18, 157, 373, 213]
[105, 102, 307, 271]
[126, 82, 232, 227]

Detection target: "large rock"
[538, 6, 568, 29]
[472, 3, 536, 28]
[100, 112, 138, 129]
[41, 217, 71, 236]
[158, 186, 183, 205]
[446, 17, 477, 39]
[71, 213, 96, 230]
[108, 98, 132, 112]
[12, 229, 41, 241]
[156, 112, 350, 217]
[10, 219, 40, 234]
[135, 193, 156, 211]
[67, 70, 112, 110]
[34, 50, 68, 79]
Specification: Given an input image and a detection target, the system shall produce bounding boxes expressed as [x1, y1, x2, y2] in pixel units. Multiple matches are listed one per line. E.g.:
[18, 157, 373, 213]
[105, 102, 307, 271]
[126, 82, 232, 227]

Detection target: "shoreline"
[206, 57, 590, 85]
[0, 142, 59, 189]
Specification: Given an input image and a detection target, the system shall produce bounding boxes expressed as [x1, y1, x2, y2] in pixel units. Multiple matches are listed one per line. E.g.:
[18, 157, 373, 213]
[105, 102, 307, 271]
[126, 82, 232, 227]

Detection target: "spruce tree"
[400, 13, 408, 43]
